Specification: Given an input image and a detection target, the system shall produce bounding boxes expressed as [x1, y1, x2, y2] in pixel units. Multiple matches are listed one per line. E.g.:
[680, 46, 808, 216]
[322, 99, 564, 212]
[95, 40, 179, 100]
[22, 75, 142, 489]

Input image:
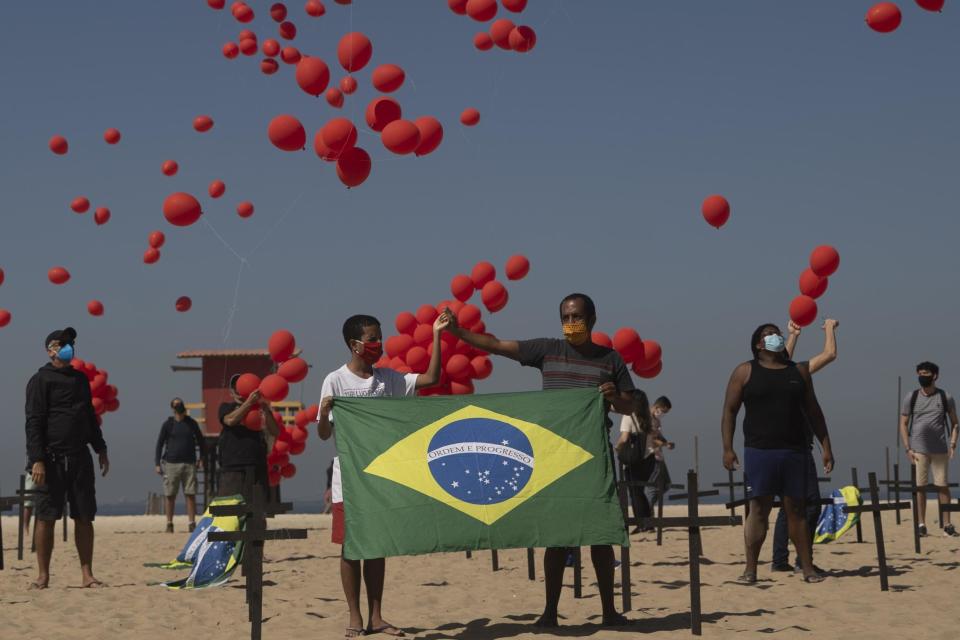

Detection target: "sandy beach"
[1, 505, 957, 639]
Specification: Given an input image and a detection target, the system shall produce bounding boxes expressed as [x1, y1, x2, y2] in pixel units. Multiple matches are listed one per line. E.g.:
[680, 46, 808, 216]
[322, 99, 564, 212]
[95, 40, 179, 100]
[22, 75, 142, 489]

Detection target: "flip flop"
[366, 625, 405, 637]
[28, 582, 48, 590]
[82, 579, 106, 588]
[345, 627, 366, 638]
[738, 572, 758, 584]
[803, 573, 825, 584]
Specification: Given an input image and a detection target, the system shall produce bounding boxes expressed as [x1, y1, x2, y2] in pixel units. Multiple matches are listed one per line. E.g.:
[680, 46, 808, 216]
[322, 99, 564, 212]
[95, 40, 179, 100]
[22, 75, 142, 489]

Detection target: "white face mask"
[763, 334, 785, 353]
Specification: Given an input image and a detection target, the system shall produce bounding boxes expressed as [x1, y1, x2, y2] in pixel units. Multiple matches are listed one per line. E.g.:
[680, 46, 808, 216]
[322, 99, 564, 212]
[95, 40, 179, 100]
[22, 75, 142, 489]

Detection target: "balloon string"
[202, 217, 247, 266]
[247, 185, 311, 259]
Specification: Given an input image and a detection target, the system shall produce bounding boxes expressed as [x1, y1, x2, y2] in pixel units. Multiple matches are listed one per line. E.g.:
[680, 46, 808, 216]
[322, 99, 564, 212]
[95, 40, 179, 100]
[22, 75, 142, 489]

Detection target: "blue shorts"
[744, 447, 811, 500]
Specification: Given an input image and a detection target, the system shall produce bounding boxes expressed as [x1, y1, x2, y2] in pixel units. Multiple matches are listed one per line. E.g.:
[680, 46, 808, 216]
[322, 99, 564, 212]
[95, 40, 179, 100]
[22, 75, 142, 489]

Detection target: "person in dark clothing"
[155, 397, 207, 533]
[217, 374, 280, 502]
[444, 293, 635, 629]
[25, 327, 110, 589]
[721, 323, 834, 585]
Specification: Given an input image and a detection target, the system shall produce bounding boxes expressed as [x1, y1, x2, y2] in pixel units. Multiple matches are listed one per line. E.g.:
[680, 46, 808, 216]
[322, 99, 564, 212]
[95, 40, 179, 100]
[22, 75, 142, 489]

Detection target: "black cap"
[45, 327, 77, 349]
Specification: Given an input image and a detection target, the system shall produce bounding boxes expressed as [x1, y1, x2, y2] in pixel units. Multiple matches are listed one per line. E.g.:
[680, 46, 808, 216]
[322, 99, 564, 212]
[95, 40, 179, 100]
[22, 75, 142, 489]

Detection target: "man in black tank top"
[721, 323, 835, 584]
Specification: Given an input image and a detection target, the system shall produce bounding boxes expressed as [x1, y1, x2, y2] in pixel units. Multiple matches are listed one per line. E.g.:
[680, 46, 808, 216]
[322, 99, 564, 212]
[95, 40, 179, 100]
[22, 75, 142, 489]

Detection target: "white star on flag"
[451, 481, 459, 488]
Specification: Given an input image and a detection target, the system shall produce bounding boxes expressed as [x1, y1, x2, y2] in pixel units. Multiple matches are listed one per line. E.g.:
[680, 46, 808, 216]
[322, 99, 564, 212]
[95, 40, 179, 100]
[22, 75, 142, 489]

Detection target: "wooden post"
[845, 473, 909, 592]
[656, 491, 665, 546]
[852, 467, 863, 543]
[893, 463, 901, 525]
[18, 475, 27, 560]
[491, 549, 499, 572]
[910, 465, 921, 554]
[885, 447, 891, 505]
[526, 548, 535, 581]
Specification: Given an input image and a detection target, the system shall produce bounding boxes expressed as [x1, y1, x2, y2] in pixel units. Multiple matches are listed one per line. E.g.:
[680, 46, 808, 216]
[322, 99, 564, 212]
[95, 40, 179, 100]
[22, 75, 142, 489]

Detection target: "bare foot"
[82, 577, 106, 588]
[533, 613, 558, 628]
[28, 580, 48, 590]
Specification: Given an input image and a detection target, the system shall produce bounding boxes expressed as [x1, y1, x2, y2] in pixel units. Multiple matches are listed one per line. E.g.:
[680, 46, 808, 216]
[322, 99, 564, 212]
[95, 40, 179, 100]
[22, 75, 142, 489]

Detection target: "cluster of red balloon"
[450, 0, 537, 52]
[144, 230, 165, 265]
[789, 245, 840, 327]
[69, 197, 111, 226]
[234, 329, 313, 486]
[594, 328, 663, 379]
[379, 255, 530, 396]
[866, 1, 944, 34]
[69, 357, 120, 426]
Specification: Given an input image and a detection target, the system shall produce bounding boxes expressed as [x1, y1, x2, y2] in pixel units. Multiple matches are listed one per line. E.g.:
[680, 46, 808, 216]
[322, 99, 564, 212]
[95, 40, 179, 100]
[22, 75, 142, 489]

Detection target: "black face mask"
[173, 403, 185, 414]
[918, 375, 935, 388]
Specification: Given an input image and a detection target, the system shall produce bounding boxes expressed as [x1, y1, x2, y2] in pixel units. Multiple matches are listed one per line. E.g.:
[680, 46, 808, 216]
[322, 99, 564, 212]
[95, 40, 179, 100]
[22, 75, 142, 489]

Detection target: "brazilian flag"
[334, 388, 628, 560]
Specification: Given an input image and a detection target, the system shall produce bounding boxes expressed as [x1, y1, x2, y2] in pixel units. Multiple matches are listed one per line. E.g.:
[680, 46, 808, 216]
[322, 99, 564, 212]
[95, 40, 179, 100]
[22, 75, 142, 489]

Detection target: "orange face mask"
[562, 320, 589, 346]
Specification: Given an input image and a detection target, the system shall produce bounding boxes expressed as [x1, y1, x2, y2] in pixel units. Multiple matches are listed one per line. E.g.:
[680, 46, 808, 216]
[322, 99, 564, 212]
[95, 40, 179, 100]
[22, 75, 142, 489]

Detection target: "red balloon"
[490, 19, 515, 49]
[508, 25, 536, 52]
[306, 0, 326, 16]
[336, 146, 371, 188]
[365, 97, 402, 132]
[71, 197, 90, 213]
[446, 354, 472, 380]
[701, 195, 730, 229]
[87, 300, 104, 317]
[450, 274, 474, 302]
[866, 3, 902, 32]
[260, 373, 290, 402]
[268, 470, 282, 486]
[244, 409, 263, 431]
[458, 304, 482, 329]
[633, 360, 662, 379]
[161, 160, 179, 176]
[261, 58, 279, 74]
[480, 280, 507, 311]
[470, 356, 492, 380]
[386, 334, 415, 358]
[416, 304, 438, 325]
[143, 247, 160, 264]
[505, 254, 529, 280]
[413, 323, 434, 346]
[91, 397, 106, 416]
[279, 21, 297, 40]
[233, 2, 254, 22]
[613, 328, 643, 363]
[502, 0, 527, 12]
[268, 114, 306, 151]
[281, 46, 301, 64]
[270, 2, 287, 21]
[798, 268, 828, 299]
[228, 202, 252, 220]
[290, 426, 308, 443]
[148, 230, 165, 249]
[313, 130, 339, 161]
[413, 116, 443, 157]
[406, 346, 430, 373]
[289, 440, 306, 455]
[175, 296, 192, 312]
[592, 331, 612, 349]
[294, 411, 310, 429]
[193, 115, 214, 132]
[334, 0, 351, 4]
[208, 0, 226, 8]
[280, 462, 297, 478]
[635, 339, 661, 371]
[466, 0, 497, 21]
[809, 245, 840, 277]
[223, 42, 240, 59]
[269, 329, 297, 362]
[915, 0, 945, 11]
[103, 128, 121, 145]
[237, 29, 256, 42]
[0, 268, 4, 287]
[789, 295, 818, 327]
[325, 87, 344, 108]
[451, 380, 475, 395]
[239, 38, 258, 56]
[396, 311, 418, 335]
[49, 135, 68, 155]
[381, 119, 420, 155]
[48, 267, 70, 285]
[471, 261, 496, 288]
[208, 180, 226, 199]
[460, 108, 480, 126]
[296, 56, 331, 96]
[262, 38, 280, 56]
[235, 373, 261, 398]
[337, 32, 373, 72]
[473, 32, 494, 51]
[371, 64, 405, 93]
[448, 0, 468, 14]
[94, 207, 111, 226]
[322, 117, 358, 156]
[0, 309, 10, 328]
[163, 192, 202, 226]
[340, 75, 358, 94]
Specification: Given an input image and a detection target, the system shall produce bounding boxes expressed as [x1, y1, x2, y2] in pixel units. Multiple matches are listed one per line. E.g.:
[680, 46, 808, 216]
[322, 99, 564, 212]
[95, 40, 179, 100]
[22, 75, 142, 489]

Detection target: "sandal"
[803, 573, 825, 583]
[738, 572, 757, 584]
[345, 627, 366, 638]
[366, 624, 405, 637]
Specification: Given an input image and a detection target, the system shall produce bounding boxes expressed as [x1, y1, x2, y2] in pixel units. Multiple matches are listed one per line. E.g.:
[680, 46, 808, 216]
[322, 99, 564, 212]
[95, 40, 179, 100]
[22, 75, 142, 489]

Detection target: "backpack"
[907, 388, 952, 439]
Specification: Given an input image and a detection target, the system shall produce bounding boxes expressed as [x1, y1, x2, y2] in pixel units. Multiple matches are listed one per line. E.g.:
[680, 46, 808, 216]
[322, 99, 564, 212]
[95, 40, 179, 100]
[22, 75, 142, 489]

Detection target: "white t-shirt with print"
[318, 365, 418, 503]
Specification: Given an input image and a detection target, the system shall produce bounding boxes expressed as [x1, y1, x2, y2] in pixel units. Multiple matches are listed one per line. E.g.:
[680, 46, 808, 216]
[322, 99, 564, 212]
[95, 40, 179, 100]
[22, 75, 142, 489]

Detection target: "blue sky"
[1, 1, 959, 503]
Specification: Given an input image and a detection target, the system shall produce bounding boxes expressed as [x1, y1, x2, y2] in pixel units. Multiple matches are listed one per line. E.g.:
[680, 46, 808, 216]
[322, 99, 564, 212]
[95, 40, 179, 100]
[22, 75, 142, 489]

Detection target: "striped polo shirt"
[518, 338, 634, 392]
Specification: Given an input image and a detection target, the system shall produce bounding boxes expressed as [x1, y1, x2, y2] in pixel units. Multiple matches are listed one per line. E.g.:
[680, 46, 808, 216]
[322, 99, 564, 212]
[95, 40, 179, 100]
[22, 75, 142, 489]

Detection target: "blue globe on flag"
[427, 417, 534, 505]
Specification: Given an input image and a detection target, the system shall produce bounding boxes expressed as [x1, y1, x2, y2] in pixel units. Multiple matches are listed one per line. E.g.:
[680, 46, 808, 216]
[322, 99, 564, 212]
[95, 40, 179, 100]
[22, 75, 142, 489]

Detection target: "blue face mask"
[763, 334, 785, 353]
[56, 344, 74, 362]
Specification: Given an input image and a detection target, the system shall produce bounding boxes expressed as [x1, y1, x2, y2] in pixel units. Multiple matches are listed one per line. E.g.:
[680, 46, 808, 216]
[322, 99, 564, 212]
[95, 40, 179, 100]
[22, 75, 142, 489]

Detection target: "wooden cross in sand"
[0, 475, 43, 568]
[207, 476, 307, 640]
[638, 470, 742, 636]
[844, 472, 910, 592]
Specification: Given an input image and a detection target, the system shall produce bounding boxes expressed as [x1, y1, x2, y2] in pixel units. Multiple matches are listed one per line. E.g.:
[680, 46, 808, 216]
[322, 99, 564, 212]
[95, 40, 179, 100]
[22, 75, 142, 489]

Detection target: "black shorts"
[34, 450, 97, 521]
